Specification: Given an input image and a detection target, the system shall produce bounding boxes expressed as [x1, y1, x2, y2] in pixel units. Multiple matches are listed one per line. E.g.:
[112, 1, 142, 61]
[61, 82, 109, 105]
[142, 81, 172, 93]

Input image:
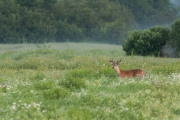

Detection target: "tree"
[16, 0, 40, 8]
[0, 0, 177, 44]
[170, 19, 180, 51]
[113, 0, 178, 29]
[123, 26, 170, 56]
[86, 0, 135, 43]
[0, 0, 22, 43]
[43, 0, 57, 9]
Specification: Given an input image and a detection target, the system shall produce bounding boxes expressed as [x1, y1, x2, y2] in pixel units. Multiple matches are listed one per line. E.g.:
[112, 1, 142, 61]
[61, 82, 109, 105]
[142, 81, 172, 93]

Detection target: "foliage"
[123, 26, 170, 56]
[30, 72, 45, 81]
[98, 67, 116, 78]
[170, 19, 180, 51]
[43, 87, 69, 99]
[33, 79, 54, 90]
[0, 43, 180, 119]
[115, 0, 179, 29]
[85, 0, 135, 44]
[0, 0, 178, 44]
[60, 69, 90, 89]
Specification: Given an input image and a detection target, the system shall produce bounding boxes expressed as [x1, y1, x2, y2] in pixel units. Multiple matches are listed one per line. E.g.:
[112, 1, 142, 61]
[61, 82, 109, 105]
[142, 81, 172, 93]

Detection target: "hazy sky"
[170, 0, 180, 6]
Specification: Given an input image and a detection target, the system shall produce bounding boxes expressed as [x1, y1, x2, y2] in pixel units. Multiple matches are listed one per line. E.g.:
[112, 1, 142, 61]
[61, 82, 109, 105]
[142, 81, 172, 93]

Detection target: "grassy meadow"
[0, 42, 180, 120]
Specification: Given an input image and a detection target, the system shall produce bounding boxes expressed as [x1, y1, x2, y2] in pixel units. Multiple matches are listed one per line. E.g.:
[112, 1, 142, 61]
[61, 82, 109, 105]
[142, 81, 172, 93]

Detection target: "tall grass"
[0, 42, 180, 119]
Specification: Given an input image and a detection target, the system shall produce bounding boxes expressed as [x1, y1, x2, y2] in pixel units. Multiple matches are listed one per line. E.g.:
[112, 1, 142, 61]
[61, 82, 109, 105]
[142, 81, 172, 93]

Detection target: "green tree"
[20, 9, 56, 43]
[86, 0, 135, 43]
[0, 0, 57, 43]
[16, 0, 41, 8]
[43, 0, 57, 9]
[0, 0, 22, 43]
[170, 19, 180, 51]
[123, 26, 170, 56]
[56, 20, 84, 42]
[1, 0, 176, 44]
[113, 0, 178, 29]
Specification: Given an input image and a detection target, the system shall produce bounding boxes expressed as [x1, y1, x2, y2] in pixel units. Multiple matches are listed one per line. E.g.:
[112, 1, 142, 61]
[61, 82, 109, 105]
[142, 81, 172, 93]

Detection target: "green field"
[0, 43, 180, 120]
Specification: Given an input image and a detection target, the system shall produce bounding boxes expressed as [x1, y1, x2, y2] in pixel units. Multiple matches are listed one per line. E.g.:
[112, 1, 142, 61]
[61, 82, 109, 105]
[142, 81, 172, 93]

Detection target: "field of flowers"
[0, 43, 180, 120]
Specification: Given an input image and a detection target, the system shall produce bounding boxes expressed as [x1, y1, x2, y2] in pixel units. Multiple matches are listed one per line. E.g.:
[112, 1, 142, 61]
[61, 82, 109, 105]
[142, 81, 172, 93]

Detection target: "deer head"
[109, 58, 122, 69]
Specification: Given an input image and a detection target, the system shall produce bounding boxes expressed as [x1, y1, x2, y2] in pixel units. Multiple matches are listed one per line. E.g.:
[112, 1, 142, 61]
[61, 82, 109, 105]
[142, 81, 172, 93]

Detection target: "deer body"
[109, 59, 144, 79]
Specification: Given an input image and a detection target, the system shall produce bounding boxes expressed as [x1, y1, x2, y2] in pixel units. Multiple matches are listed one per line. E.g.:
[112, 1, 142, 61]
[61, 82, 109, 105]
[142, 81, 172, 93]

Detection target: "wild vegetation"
[0, 0, 179, 44]
[123, 20, 180, 57]
[1, 43, 180, 119]
[123, 26, 170, 56]
[170, 19, 180, 52]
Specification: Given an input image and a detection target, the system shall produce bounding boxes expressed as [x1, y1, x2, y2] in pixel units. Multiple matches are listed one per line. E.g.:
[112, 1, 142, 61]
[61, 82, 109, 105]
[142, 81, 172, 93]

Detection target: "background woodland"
[0, 0, 179, 44]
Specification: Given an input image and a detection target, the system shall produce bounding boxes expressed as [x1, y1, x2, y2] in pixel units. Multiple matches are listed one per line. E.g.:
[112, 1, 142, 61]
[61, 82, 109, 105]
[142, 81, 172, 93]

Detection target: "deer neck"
[114, 66, 121, 76]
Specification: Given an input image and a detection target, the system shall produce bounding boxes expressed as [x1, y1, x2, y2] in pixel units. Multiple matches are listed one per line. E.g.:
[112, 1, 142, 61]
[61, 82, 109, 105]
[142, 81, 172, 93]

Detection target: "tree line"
[0, 0, 179, 44]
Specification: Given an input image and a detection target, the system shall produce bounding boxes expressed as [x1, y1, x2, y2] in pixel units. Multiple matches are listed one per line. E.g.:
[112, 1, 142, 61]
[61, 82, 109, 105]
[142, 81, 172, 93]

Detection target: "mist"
[170, 0, 180, 6]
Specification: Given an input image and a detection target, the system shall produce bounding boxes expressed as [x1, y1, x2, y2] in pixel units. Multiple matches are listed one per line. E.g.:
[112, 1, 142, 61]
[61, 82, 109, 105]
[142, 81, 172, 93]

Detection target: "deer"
[109, 58, 144, 79]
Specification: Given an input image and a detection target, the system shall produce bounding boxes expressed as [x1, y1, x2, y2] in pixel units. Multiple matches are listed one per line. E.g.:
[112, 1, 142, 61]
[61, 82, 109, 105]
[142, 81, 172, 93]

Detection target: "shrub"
[97, 68, 116, 78]
[30, 72, 45, 81]
[15, 58, 40, 70]
[61, 76, 86, 89]
[60, 69, 93, 89]
[65, 108, 92, 120]
[33, 80, 54, 90]
[65, 69, 94, 79]
[43, 87, 69, 99]
[123, 26, 170, 56]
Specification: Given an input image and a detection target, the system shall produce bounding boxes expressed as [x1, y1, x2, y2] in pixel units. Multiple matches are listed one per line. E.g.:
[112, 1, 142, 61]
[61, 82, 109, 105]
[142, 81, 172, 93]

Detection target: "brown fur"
[109, 59, 144, 79]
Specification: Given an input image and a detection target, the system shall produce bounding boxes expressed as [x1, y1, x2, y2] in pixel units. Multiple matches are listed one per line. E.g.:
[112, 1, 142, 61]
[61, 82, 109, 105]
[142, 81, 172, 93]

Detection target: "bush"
[33, 80, 54, 90]
[170, 19, 180, 51]
[43, 87, 69, 99]
[60, 69, 91, 89]
[65, 69, 94, 79]
[61, 76, 86, 89]
[97, 68, 116, 78]
[123, 26, 170, 56]
[65, 108, 92, 120]
[30, 72, 45, 81]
